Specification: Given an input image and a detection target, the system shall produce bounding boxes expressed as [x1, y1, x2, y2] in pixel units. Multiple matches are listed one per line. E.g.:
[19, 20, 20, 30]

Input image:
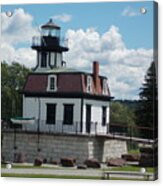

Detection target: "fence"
[1, 120, 157, 140]
[109, 123, 157, 140]
[1, 120, 104, 135]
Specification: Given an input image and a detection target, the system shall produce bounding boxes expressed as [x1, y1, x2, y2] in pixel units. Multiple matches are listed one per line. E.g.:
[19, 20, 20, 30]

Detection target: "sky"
[1, 1, 156, 100]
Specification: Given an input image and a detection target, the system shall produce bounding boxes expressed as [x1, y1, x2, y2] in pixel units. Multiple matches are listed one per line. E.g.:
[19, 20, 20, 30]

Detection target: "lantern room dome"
[41, 19, 60, 30]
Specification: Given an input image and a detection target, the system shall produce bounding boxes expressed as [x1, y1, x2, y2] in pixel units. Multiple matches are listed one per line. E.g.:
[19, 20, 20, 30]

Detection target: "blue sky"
[1, 1, 155, 99]
[2, 1, 154, 49]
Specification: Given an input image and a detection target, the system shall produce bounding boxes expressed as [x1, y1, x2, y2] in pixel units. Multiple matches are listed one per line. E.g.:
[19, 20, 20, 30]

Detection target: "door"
[86, 105, 91, 133]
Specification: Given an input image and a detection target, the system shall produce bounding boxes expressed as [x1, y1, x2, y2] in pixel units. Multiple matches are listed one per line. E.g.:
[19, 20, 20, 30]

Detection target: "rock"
[49, 158, 58, 165]
[77, 164, 87, 169]
[43, 158, 47, 164]
[60, 158, 76, 167]
[107, 158, 126, 167]
[84, 159, 101, 168]
[14, 152, 26, 163]
[122, 154, 140, 162]
[34, 157, 43, 166]
[50, 160, 58, 165]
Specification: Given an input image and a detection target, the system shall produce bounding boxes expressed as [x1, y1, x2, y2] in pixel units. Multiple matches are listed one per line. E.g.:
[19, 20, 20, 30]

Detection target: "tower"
[32, 19, 69, 72]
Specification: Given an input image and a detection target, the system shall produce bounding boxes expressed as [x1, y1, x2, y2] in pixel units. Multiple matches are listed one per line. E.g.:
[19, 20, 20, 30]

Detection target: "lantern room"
[31, 19, 69, 72]
[41, 18, 61, 37]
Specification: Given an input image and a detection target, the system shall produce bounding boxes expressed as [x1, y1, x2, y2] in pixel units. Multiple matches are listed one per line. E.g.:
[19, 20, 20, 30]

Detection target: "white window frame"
[103, 79, 108, 95]
[47, 75, 57, 92]
[87, 75, 92, 93]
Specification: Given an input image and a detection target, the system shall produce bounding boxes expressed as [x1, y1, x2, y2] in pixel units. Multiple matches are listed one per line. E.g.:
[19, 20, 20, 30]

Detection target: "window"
[63, 104, 74, 125]
[103, 79, 108, 95]
[50, 77, 55, 90]
[41, 52, 47, 67]
[47, 75, 57, 91]
[102, 106, 107, 126]
[46, 104, 56, 124]
[87, 76, 92, 93]
[56, 53, 62, 67]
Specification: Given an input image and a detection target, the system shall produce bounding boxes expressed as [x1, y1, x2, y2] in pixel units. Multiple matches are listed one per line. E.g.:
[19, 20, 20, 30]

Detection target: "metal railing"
[109, 123, 157, 140]
[32, 36, 68, 48]
[1, 120, 107, 135]
[1, 120, 157, 140]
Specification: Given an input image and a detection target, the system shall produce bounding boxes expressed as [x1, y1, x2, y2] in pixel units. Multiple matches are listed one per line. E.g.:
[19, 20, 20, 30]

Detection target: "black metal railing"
[1, 120, 157, 140]
[32, 36, 68, 48]
[1, 120, 108, 135]
[109, 123, 157, 140]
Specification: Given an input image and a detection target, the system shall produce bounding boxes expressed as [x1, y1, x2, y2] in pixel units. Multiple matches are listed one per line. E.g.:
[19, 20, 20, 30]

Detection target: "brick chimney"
[93, 61, 101, 93]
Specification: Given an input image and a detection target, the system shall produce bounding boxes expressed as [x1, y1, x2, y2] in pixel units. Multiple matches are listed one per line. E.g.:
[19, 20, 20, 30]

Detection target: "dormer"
[47, 75, 57, 92]
[86, 75, 92, 93]
[102, 79, 108, 95]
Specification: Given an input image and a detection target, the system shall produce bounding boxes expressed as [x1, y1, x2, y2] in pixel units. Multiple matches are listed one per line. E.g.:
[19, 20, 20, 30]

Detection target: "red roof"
[24, 75, 47, 93]
[23, 72, 111, 96]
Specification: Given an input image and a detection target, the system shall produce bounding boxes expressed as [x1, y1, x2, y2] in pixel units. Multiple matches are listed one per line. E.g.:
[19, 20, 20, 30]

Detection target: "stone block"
[34, 157, 43, 166]
[60, 157, 76, 167]
[84, 159, 101, 168]
[107, 158, 126, 167]
[122, 154, 140, 162]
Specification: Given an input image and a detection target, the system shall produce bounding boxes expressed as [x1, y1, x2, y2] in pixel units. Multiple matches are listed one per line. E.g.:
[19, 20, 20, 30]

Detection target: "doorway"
[86, 105, 91, 133]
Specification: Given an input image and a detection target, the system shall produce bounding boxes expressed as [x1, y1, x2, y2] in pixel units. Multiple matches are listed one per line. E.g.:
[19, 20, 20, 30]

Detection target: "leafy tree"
[110, 102, 136, 136]
[1, 61, 30, 120]
[136, 61, 158, 139]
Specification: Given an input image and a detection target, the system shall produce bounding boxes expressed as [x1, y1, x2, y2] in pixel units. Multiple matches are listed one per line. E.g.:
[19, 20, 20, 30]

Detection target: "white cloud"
[1, 43, 36, 68]
[52, 13, 72, 23]
[64, 26, 153, 99]
[1, 8, 38, 45]
[1, 8, 37, 67]
[1, 8, 153, 99]
[122, 6, 140, 17]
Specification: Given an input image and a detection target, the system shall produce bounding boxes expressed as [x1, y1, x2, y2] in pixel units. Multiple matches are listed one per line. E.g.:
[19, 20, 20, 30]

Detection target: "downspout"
[80, 98, 84, 133]
[37, 97, 41, 151]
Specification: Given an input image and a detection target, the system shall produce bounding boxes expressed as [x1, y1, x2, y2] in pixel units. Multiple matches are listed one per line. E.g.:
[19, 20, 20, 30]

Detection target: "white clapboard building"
[22, 19, 112, 135]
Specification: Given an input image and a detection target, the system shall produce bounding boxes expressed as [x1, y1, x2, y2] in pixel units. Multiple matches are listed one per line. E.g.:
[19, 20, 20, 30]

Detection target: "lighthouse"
[22, 19, 112, 134]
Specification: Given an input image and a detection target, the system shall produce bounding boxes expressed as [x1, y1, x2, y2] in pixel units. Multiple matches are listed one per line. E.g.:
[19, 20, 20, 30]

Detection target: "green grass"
[128, 149, 140, 154]
[1, 164, 59, 169]
[104, 165, 154, 173]
[1, 173, 100, 180]
[1, 173, 148, 181]
[1, 164, 155, 173]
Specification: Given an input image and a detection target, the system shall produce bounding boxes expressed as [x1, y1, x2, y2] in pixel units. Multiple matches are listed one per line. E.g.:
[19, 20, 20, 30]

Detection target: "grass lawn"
[1, 164, 60, 169]
[1, 164, 155, 173]
[128, 149, 140, 154]
[107, 165, 155, 173]
[1, 163, 155, 181]
[1, 173, 147, 181]
[1, 173, 100, 179]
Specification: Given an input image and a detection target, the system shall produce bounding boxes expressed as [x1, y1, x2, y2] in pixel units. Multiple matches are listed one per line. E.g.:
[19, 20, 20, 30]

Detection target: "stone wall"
[2, 132, 127, 163]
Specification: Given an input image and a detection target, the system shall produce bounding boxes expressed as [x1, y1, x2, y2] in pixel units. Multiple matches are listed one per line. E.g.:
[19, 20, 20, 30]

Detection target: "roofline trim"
[27, 71, 108, 79]
[22, 92, 113, 101]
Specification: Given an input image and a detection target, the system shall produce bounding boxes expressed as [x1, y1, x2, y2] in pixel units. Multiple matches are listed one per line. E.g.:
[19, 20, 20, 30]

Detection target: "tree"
[136, 61, 158, 139]
[110, 102, 136, 136]
[1, 61, 30, 120]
